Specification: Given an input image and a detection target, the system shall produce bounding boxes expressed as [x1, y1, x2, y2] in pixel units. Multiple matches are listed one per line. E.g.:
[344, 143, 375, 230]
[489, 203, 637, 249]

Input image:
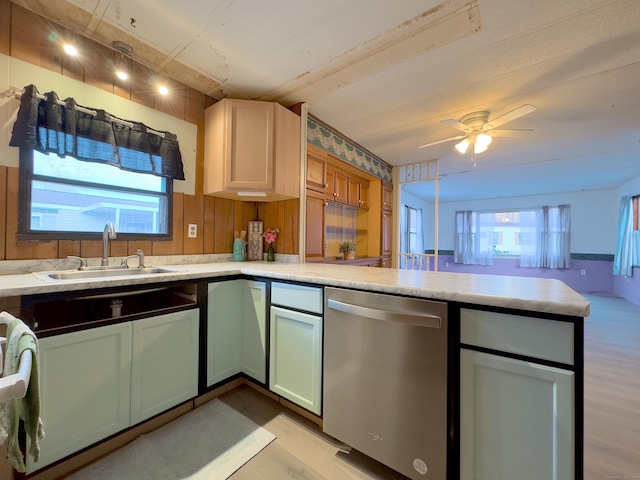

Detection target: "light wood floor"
[219, 293, 640, 480]
[583, 293, 640, 479]
[219, 385, 405, 479]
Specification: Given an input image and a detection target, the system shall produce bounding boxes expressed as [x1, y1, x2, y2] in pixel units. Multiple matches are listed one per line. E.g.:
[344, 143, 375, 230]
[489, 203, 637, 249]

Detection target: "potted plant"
[338, 240, 357, 260]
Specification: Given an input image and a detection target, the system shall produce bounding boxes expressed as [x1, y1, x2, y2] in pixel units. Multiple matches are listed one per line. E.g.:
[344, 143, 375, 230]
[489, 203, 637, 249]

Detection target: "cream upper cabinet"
[204, 98, 301, 201]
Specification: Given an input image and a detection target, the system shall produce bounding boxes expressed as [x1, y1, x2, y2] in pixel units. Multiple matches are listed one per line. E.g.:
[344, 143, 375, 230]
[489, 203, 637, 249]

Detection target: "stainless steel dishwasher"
[323, 287, 448, 479]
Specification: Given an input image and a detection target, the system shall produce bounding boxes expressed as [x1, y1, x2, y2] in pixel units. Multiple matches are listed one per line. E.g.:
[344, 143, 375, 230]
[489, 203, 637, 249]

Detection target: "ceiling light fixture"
[158, 85, 169, 96]
[454, 133, 493, 155]
[115, 61, 129, 80]
[112, 41, 134, 81]
[63, 43, 78, 56]
[454, 138, 471, 154]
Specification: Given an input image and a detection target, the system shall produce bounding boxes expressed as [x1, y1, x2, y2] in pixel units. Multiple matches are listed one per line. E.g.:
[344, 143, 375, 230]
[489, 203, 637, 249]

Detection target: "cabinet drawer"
[460, 309, 574, 365]
[271, 282, 323, 314]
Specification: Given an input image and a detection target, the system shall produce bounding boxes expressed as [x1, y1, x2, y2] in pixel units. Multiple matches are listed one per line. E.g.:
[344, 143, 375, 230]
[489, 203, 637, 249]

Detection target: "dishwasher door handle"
[327, 298, 441, 328]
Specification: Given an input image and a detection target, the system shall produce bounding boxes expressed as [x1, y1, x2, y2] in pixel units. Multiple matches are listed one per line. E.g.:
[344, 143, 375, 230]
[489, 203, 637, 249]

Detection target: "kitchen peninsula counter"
[0, 261, 589, 317]
[0, 260, 587, 479]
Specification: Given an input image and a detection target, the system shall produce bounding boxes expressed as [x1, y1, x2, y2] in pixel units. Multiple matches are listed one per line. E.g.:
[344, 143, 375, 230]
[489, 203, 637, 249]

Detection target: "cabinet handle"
[324, 183, 328, 188]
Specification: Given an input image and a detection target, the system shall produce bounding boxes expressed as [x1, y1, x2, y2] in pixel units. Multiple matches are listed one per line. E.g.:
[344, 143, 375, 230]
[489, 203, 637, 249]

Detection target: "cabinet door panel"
[305, 192, 326, 260]
[131, 309, 199, 425]
[227, 101, 274, 189]
[207, 281, 244, 386]
[269, 306, 322, 415]
[243, 280, 267, 383]
[460, 349, 574, 480]
[306, 145, 327, 193]
[359, 182, 370, 209]
[347, 177, 359, 207]
[334, 171, 348, 204]
[29, 323, 132, 473]
[382, 183, 393, 212]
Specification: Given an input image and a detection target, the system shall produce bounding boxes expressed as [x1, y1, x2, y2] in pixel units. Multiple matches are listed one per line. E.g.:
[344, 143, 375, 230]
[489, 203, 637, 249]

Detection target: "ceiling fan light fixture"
[455, 138, 471, 154]
[475, 133, 492, 148]
[473, 142, 489, 154]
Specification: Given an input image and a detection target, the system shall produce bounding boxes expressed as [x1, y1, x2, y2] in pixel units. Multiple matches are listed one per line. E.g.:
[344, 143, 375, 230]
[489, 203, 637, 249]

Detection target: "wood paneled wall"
[0, 0, 299, 261]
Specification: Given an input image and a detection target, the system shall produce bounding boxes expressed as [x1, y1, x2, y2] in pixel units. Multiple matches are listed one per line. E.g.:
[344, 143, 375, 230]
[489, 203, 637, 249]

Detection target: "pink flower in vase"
[263, 228, 279, 246]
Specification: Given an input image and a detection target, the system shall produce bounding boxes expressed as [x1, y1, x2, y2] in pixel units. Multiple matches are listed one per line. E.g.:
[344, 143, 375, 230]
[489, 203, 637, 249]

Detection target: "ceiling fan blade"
[484, 104, 536, 130]
[418, 134, 466, 149]
[441, 118, 470, 132]
[489, 128, 533, 138]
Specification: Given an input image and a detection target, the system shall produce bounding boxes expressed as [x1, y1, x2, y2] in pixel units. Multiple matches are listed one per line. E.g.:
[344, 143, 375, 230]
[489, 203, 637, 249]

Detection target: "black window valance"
[9, 84, 185, 180]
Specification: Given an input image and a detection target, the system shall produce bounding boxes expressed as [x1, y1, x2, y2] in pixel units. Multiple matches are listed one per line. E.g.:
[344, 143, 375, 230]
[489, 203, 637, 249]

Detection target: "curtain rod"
[7, 87, 165, 138]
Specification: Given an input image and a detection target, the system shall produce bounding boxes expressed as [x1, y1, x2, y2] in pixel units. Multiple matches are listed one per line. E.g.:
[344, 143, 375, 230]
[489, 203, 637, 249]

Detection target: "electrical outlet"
[580, 269, 586, 276]
[188, 224, 197, 238]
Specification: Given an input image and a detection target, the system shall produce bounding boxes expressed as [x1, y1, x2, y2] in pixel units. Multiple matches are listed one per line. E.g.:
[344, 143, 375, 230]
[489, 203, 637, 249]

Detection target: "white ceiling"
[16, 0, 640, 202]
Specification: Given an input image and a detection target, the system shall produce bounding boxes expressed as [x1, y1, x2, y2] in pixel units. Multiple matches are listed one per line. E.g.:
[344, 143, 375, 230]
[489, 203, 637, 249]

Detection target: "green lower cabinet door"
[460, 349, 574, 480]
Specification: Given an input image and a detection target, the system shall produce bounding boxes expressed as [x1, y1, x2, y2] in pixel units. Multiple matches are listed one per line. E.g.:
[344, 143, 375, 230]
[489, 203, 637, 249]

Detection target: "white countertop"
[0, 261, 590, 317]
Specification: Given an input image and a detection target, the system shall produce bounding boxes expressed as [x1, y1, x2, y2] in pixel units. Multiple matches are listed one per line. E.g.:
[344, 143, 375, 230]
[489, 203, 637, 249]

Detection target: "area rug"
[67, 399, 276, 480]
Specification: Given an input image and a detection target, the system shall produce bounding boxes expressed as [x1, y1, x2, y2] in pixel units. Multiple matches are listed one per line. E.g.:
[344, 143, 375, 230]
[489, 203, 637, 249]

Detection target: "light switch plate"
[188, 224, 197, 238]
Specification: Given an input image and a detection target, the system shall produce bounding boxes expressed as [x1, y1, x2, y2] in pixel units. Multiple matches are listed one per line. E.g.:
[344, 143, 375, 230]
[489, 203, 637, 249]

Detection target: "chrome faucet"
[102, 222, 117, 266]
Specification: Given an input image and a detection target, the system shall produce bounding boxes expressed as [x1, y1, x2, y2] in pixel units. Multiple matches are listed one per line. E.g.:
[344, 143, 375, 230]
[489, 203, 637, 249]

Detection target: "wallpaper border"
[307, 115, 393, 182]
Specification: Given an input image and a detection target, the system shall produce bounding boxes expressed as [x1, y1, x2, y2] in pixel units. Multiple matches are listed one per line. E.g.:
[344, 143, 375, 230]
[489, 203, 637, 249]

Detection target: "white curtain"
[614, 196, 638, 276]
[544, 205, 571, 268]
[519, 205, 570, 268]
[416, 208, 424, 256]
[399, 206, 407, 269]
[454, 211, 494, 265]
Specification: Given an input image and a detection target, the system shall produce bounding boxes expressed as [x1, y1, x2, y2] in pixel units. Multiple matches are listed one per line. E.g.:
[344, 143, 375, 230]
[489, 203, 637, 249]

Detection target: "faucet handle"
[136, 249, 145, 268]
[67, 255, 87, 270]
[121, 249, 146, 268]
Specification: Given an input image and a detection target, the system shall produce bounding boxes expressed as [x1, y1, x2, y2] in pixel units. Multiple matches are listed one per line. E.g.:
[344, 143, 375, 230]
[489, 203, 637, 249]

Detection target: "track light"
[114, 53, 128, 80]
[63, 43, 78, 56]
[112, 41, 133, 81]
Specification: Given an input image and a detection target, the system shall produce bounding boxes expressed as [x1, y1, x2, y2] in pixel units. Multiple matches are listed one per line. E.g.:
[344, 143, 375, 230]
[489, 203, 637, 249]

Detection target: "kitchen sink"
[39, 267, 182, 281]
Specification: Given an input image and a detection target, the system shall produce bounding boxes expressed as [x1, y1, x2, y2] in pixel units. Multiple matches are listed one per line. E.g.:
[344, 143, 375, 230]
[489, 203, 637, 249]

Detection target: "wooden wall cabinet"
[306, 144, 328, 194]
[204, 98, 301, 201]
[305, 143, 379, 264]
[305, 190, 326, 262]
[382, 182, 393, 213]
[325, 166, 348, 204]
[348, 176, 370, 210]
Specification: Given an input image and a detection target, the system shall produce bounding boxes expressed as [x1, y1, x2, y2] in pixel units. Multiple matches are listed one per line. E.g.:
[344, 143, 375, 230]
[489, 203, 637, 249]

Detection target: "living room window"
[454, 205, 571, 268]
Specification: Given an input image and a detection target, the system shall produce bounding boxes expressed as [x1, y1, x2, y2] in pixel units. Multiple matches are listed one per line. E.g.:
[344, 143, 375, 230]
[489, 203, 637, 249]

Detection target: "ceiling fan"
[418, 104, 537, 165]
